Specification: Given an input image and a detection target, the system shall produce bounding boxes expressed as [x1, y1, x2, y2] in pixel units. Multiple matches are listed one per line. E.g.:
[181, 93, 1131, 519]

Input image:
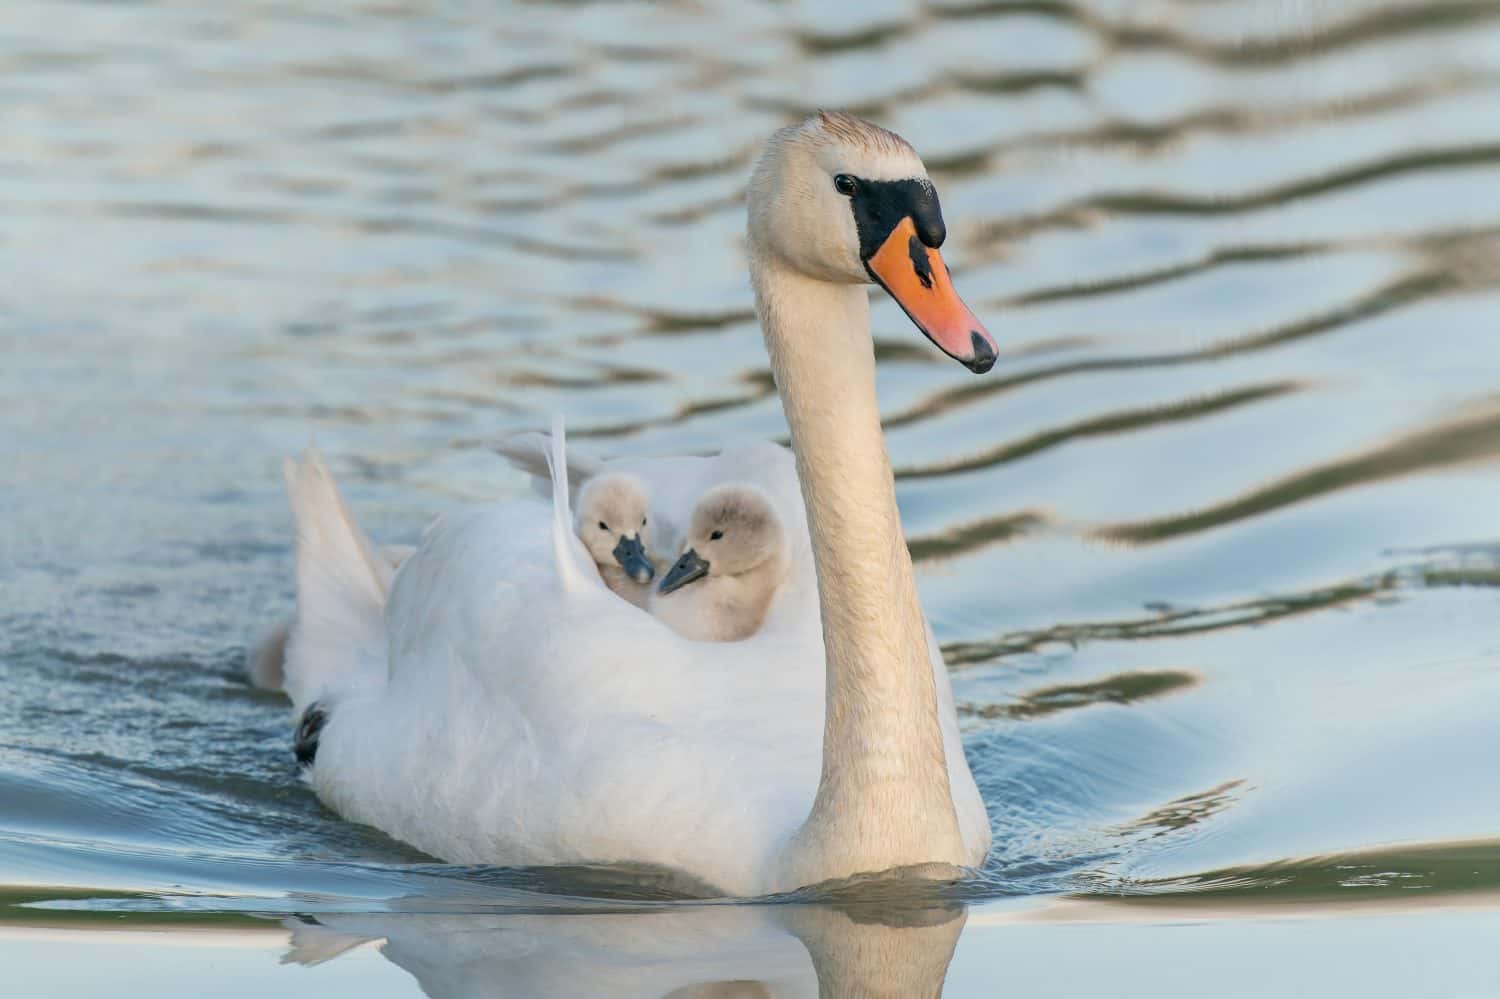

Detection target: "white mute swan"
[651, 484, 788, 642]
[282, 111, 995, 894]
[574, 472, 657, 607]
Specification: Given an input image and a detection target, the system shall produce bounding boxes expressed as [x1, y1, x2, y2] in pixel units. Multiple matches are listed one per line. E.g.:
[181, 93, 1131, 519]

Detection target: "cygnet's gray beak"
[658, 548, 710, 595]
[611, 534, 655, 585]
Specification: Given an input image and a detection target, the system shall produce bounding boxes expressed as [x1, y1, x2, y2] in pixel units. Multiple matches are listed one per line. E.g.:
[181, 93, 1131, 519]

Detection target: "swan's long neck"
[752, 254, 966, 886]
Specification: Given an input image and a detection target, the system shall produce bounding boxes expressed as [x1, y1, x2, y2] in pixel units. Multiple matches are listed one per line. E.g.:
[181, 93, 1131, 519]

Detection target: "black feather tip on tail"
[294, 703, 327, 767]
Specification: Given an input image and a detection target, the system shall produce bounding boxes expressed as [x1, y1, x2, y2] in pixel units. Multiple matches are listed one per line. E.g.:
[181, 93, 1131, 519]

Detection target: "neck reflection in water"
[284, 896, 966, 999]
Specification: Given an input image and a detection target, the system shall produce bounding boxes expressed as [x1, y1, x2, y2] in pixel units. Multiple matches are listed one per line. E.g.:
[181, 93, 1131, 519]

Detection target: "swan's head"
[658, 485, 786, 595]
[747, 110, 996, 373]
[575, 473, 655, 585]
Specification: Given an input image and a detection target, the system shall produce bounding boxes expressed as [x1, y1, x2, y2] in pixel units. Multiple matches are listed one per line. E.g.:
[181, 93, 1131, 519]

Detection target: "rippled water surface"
[4, 0, 1500, 994]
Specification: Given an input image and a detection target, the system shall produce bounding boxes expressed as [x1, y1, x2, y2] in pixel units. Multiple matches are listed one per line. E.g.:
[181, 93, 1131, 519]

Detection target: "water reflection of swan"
[286, 899, 966, 998]
[279, 111, 994, 894]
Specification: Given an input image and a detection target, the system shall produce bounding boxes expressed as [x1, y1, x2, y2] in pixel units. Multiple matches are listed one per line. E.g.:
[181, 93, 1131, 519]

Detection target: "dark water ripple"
[3, 0, 1500, 991]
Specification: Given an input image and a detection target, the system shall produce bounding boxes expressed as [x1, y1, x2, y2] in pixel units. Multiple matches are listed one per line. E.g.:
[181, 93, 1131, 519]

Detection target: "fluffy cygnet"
[575, 472, 657, 608]
[651, 484, 788, 642]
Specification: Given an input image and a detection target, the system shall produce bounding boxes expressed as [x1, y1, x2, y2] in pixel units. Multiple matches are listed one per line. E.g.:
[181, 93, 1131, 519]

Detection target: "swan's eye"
[710, 529, 724, 541]
[598, 521, 609, 532]
[641, 517, 647, 526]
[833, 173, 857, 197]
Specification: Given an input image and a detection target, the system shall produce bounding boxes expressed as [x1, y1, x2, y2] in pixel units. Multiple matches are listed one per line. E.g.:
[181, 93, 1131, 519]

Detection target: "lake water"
[4, 0, 1500, 994]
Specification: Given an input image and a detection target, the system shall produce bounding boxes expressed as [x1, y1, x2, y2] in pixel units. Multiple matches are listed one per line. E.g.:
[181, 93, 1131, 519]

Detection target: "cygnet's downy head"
[746, 110, 996, 373]
[658, 485, 785, 595]
[575, 473, 654, 584]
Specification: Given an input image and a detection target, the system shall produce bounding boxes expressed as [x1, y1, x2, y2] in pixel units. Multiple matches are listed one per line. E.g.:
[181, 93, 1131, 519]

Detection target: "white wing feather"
[545, 415, 594, 593]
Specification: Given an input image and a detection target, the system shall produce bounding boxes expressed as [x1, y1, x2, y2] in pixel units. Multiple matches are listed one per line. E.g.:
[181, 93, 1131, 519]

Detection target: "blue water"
[3, 0, 1500, 994]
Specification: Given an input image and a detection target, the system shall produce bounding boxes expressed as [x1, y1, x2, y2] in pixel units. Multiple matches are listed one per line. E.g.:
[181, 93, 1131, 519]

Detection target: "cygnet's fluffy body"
[574, 473, 657, 608]
[651, 485, 788, 642]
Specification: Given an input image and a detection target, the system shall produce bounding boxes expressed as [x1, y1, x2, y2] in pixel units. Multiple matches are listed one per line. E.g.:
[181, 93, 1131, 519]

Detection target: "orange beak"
[865, 217, 996, 373]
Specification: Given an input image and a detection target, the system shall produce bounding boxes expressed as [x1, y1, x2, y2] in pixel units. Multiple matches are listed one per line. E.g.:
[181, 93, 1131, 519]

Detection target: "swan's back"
[297, 438, 828, 893]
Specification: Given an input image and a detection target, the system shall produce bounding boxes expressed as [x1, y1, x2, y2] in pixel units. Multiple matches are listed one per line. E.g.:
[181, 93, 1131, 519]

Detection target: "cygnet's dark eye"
[598, 521, 609, 532]
[641, 517, 647, 526]
[710, 529, 724, 541]
[833, 174, 857, 196]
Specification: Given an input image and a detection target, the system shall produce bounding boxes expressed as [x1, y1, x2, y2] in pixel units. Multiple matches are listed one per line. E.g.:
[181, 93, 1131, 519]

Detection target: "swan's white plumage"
[247, 542, 414, 692]
[544, 417, 594, 594]
[286, 437, 984, 895]
[281, 453, 392, 709]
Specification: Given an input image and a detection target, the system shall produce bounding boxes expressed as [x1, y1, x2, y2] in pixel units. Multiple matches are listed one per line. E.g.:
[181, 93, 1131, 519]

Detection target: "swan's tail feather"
[282, 451, 393, 711]
[246, 615, 292, 691]
[246, 543, 411, 695]
[545, 416, 593, 593]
